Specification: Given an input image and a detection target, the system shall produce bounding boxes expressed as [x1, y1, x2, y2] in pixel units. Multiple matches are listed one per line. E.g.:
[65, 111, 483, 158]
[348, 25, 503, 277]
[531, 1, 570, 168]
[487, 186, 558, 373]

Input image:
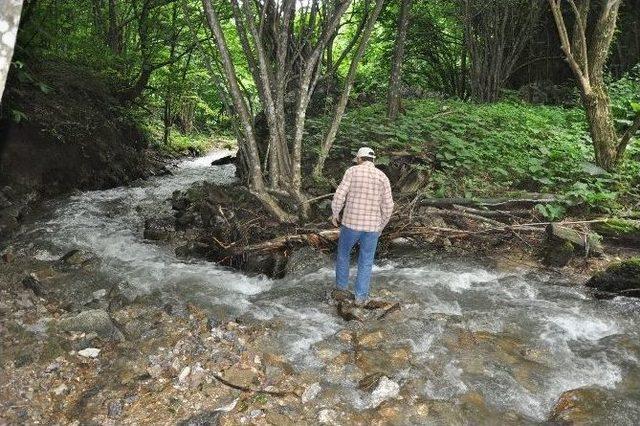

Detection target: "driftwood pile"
[232, 193, 607, 258]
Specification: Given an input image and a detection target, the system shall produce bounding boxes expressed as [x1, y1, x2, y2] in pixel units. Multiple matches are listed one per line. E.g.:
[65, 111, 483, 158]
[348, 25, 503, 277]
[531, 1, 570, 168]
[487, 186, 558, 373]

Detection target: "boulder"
[585, 258, 640, 298]
[285, 246, 330, 277]
[592, 219, 640, 247]
[58, 309, 124, 341]
[543, 223, 603, 267]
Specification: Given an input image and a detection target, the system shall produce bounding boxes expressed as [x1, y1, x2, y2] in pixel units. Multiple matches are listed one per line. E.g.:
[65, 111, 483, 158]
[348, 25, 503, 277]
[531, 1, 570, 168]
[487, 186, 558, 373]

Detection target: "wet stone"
[22, 273, 45, 296]
[58, 309, 124, 341]
[358, 372, 384, 392]
[107, 399, 123, 418]
[301, 382, 321, 403]
[60, 249, 100, 269]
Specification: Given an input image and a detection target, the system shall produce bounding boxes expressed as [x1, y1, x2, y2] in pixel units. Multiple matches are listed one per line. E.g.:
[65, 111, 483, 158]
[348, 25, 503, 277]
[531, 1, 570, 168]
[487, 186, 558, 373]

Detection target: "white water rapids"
[14, 152, 640, 423]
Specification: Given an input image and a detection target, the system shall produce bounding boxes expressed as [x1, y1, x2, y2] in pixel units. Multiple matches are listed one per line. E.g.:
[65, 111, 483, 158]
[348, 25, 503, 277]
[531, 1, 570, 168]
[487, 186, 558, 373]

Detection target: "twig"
[212, 374, 292, 396]
[303, 193, 334, 204]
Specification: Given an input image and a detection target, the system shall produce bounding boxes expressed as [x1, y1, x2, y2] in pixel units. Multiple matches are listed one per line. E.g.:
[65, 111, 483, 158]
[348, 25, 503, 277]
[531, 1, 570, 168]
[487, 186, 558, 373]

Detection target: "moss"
[593, 219, 640, 236]
[544, 240, 575, 267]
[586, 257, 640, 295]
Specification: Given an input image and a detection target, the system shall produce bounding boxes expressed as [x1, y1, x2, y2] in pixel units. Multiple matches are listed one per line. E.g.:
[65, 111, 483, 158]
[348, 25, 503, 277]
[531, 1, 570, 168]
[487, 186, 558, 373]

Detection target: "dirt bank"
[0, 60, 168, 238]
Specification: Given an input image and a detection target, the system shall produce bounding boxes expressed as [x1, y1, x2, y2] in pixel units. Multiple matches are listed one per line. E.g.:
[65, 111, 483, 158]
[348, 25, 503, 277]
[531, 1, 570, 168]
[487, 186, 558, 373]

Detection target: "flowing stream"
[12, 152, 640, 423]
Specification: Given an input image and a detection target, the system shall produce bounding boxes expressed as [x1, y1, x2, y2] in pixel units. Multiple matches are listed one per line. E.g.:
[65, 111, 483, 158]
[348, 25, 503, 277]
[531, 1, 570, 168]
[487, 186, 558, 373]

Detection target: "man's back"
[331, 161, 393, 233]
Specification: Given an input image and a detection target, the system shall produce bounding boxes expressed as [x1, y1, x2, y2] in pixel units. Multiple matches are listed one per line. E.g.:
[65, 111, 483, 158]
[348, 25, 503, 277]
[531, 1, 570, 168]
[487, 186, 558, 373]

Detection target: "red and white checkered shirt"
[331, 162, 394, 232]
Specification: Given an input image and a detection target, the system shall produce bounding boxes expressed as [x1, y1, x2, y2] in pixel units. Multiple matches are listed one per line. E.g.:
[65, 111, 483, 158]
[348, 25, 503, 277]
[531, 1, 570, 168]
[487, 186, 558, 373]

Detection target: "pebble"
[53, 384, 68, 395]
[301, 382, 322, 403]
[77, 348, 101, 358]
[45, 362, 61, 373]
[147, 364, 163, 378]
[178, 366, 191, 384]
[190, 363, 206, 388]
[92, 289, 107, 300]
[367, 376, 400, 408]
[107, 399, 123, 418]
[317, 409, 338, 424]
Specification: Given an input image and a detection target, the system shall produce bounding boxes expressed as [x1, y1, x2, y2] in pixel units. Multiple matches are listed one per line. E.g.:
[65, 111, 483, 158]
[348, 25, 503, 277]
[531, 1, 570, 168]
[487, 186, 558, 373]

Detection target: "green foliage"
[609, 64, 640, 132]
[307, 75, 640, 214]
[535, 203, 567, 221]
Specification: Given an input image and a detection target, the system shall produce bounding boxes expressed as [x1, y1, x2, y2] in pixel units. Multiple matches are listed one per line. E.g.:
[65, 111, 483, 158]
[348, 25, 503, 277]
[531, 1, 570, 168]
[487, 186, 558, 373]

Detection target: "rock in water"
[367, 376, 400, 408]
[336, 302, 363, 322]
[143, 218, 175, 241]
[358, 372, 384, 392]
[586, 258, 640, 298]
[549, 387, 609, 423]
[58, 309, 125, 341]
[301, 382, 321, 403]
[60, 249, 100, 269]
[211, 155, 235, 166]
[378, 302, 401, 320]
[22, 273, 45, 296]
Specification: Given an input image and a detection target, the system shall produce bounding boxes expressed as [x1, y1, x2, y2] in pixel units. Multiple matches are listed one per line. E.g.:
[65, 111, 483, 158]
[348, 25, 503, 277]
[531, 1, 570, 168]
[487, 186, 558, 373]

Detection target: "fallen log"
[452, 204, 531, 220]
[231, 229, 340, 254]
[418, 195, 556, 209]
[434, 209, 508, 227]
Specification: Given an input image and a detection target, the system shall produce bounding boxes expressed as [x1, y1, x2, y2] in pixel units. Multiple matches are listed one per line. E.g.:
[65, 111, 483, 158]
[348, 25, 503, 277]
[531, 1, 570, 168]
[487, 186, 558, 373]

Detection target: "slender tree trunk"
[313, 0, 385, 178]
[548, 0, 635, 170]
[0, 0, 24, 102]
[387, 0, 412, 120]
[202, 0, 295, 223]
[582, 87, 619, 170]
[107, 0, 121, 54]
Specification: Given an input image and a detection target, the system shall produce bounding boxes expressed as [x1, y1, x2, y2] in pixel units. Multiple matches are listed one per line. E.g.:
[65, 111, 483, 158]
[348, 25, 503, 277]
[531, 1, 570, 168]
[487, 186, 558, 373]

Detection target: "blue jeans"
[335, 225, 380, 301]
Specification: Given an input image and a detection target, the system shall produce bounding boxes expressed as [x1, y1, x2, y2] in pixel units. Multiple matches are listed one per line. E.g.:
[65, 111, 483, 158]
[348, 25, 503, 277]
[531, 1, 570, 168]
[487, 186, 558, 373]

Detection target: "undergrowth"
[307, 92, 640, 218]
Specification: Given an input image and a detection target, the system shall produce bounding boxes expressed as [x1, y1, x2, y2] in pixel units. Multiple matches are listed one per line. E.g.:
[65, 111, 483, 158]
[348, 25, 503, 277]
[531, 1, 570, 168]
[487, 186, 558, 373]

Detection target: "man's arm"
[378, 176, 394, 232]
[331, 168, 353, 224]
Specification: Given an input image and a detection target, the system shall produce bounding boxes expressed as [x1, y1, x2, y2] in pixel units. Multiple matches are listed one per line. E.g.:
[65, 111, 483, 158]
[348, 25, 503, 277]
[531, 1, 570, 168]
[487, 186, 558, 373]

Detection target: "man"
[331, 147, 394, 306]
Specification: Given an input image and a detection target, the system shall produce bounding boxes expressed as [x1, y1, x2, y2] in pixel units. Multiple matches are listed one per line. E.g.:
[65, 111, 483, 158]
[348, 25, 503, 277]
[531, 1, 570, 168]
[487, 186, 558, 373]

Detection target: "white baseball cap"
[354, 147, 376, 160]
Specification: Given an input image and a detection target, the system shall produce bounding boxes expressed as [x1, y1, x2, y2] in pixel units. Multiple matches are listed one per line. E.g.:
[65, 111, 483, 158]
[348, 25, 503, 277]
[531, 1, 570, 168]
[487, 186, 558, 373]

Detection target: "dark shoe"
[331, 288, 354, 302]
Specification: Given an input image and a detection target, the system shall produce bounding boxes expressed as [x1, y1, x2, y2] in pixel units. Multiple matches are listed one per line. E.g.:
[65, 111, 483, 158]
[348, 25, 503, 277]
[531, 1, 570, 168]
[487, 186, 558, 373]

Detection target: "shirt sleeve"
[378, 175, 394, 232]
[331, 168, 352, 220]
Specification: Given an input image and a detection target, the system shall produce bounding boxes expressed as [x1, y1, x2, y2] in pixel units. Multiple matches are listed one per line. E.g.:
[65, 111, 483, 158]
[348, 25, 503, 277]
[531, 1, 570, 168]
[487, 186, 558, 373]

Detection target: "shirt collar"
[361, 161, 375, 168]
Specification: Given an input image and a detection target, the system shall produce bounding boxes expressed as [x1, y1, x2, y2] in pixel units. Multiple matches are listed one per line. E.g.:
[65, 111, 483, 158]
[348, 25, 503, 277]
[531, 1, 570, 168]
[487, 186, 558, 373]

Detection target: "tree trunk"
[387, 0, 412, 120]
[583, 86, 619, 170]
[0, 0, 24, 102]
[202, 0, 295, 223]
[548, 0, 630, 170]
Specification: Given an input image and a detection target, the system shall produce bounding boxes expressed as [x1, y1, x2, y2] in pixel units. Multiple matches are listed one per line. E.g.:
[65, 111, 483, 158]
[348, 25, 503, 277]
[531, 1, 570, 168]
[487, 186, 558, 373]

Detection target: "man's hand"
[331, 216, 340, 228]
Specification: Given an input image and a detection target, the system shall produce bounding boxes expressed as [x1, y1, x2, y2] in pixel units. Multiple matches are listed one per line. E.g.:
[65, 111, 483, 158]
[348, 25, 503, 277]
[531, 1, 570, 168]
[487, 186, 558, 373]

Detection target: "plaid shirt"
[331, 162, 394, 232]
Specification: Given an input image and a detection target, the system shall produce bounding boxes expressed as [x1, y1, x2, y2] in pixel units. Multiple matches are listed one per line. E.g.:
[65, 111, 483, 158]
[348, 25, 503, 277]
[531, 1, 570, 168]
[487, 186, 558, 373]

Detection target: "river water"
[13, 153, 640, 423]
